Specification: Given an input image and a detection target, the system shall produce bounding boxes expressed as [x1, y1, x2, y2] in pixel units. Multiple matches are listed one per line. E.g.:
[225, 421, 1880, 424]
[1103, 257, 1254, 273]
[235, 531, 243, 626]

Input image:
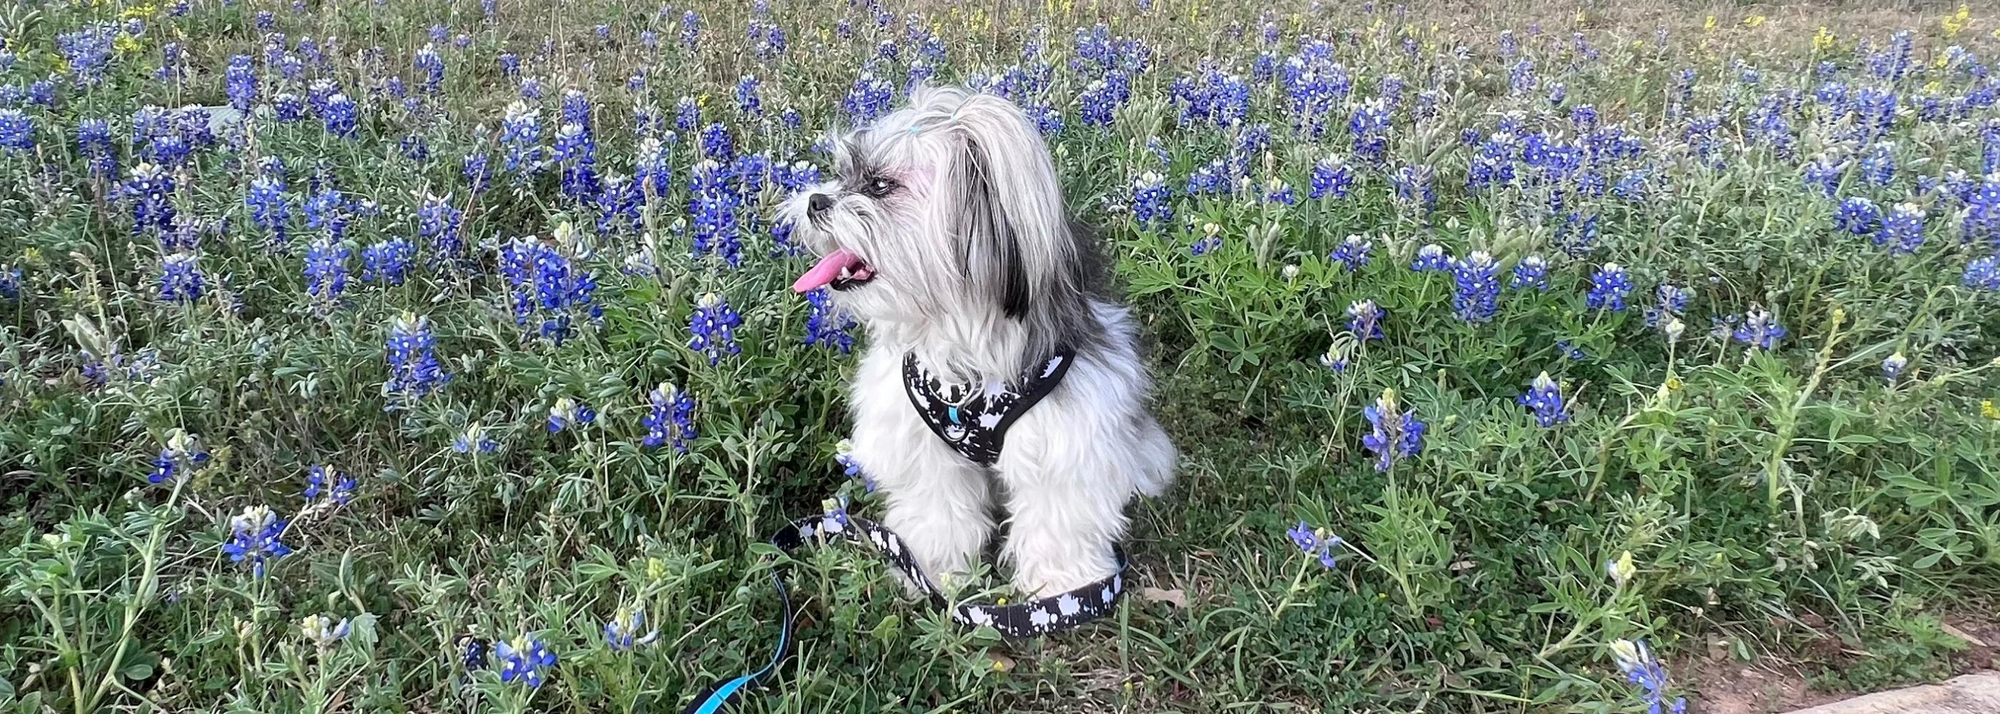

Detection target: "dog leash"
[677, 509, 1128, 713]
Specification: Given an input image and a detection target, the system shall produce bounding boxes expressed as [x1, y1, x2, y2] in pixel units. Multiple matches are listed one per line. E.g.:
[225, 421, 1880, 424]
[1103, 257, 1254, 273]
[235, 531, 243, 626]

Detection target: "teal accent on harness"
[688, 674, 757, 714]
[946, 406, 961, 424]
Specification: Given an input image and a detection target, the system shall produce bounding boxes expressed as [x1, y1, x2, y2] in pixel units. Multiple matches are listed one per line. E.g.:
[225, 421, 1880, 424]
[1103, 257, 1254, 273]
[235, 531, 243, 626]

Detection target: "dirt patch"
[1679, 614, 2000, 714]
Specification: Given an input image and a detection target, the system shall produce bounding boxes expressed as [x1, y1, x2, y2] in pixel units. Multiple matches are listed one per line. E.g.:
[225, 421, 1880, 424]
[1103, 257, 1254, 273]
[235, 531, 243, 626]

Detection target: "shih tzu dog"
[785, 86, 1176, 599]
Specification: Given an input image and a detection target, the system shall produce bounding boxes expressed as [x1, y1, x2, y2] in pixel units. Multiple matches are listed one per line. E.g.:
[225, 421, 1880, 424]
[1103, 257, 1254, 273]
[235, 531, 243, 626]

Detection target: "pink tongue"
[792, 248, 859, 293]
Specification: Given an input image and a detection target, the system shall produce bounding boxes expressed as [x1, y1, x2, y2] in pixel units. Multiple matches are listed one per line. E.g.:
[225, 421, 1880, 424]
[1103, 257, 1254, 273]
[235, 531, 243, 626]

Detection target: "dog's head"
[785, 86, 1096, 348]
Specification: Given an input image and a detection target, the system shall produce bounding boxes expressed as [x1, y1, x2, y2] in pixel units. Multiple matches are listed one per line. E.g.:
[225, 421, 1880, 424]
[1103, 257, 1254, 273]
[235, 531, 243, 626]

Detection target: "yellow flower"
[1665, 375, 1684, 392]
[1814, 26, 1835, 51]
[1924, 80, 1944, 94]
[113, 34, 143, 55]
[1743, 15, 1766, 29]
[1983, 400, 2000, 420]
[1704, 15, 1718, 31]
[1944, 4, 1971, 37]
[1574, 9, 1587, 25]
[118, 3, 157, 19]
[696, 93, 709, 108]
[647, 557, 665, 581]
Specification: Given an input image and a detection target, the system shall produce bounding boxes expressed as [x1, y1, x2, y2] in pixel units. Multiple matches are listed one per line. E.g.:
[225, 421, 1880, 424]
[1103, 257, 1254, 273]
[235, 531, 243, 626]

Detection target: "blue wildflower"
[1450, 252, 1501, 324]
[303, 236, 349, 306]
[1834, 196, 1881, 237]
[158, 253, 204, 303]
[688, 293, 742, 366]
[418, 196, 465, 267]
[643, 383, 699, 453]
[1511, 255, 1550, 290]
[1309, 157, 1355, 200]
[603, 609, 658, 652]
[0, 109, 33, 151]
[843, 72, 894, 125]
[1878, 202, 1925, 256]
[147, 430, 210, 484]
[1732, 306, 1786, 351]
[495, 635, 557, 688]
[1346, 299, 1384, 341]
[1883, 351, 1909, 382]
[1585, 263, 1633, 312]
[361, 238, 415, 285]
[546, 397, 597, 434]
[452, 422, 499, 455]
[1517, 372, 1570, 428]
[0, 265, 19, 300]
[385, 313, 450, 403]
[804, 288, 857, 353]
[1410, 244, 1450, 272]
[1361, 388, 1425, 472]
[1286, 521, 1343, 569]
[1962, 255, 2000, 290]
[123, 163, 178, 237]
[321, 93, 358, 138]
[498, 237, 598, 344]
[1131, 172, 1172, 228]
[222, 506, 292, 579]
[1611, 639, 1688, 714]
[1329, 234, 1371, 272]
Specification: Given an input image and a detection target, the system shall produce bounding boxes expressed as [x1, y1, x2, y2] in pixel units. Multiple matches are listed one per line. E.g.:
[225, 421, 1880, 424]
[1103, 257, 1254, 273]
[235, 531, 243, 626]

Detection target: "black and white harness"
[673, 346, 1129, 714]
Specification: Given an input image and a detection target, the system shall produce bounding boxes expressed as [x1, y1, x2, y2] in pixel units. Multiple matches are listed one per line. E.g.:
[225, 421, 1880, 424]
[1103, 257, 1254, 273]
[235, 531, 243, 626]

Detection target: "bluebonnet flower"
[546, 397, 597, 434]
[804, 288, 857, 353]
[1585, 263, 1633, 312]
[124, 163, 178, 237]
[147, 430, 210, 484]
[1390, 165, 1435, 210]
[689, 160, 743, 267]
[300, 615, 352, 646]
[1361, 388, 1425, 472]
[1185, 159, 1232, 196]
[1517, 372, 1571, 427]
[244, 177, 291, 246]
[1450, 252, 1501, 324]
[1733, 305, 1787, 351]
[1189, 223, 1223, 256]
[77, 118, 115, 179]
[273, 92, 307, 122]
[1644, 284, 1692, 329]
[698, 122, 734, 162]
[635, 137, 673, 198]
[561, 90, 593, 130]
[1963, 179, 2000, 246]
[643, 382, 698, 453]
[675, 96, 701, 132]
[1346, 299, 1384, 341]
[1834, 196, 1880, 237]
[1286, 521, 1343, 569]
[361, 238, 414, 285]
[0, 109, 33, 151]
[57, 26, 116, 86]
[321, 93, 358, 138]
[604, 608, 658, 651]
[1961, 255, 2000, 290]
[1859, 143, 1895, 186]
[1348, 100, 1391, 164]
[1308, 157, 1355, 200]
[500, 101, 544, 176]
[844, 72, 894, 126]
[0, 265, 19, 301]
[1130, 172, 1172, 228]
[1800, 155, 1842, 198]
[1508, 59, 1536, 96]
[452, 422, 499, 454]
[1610, 639, 1687, 714]
[496, 635, 557, 688]
[1410, 244, 1450, 272]
[224, 54, 259, 111]
[1080, 71, 1133, 127]
[1878, 203, 1924, 256]
[303, 189, 353, 241]
[385, 314, 450, 402]
[554, 122, 600, 200]
[1262, 178, 1297, 205]
[418, 196, 465, 266]
[498, 237, 599, 344]
[596, 174, 641, 235]
[158, 253, 204, 303]
[735, 74, 762, 116]
[680, 10, 700, 48]
[1882, 351, 1909, 382]
[688, 293, 742, 366]
[222, 506, 293, 579]
[1329, 235, 1371, 272]
[1511, 255, 1549, 290]
[303, 237, 349, 306]
[303, 464, 356, 506]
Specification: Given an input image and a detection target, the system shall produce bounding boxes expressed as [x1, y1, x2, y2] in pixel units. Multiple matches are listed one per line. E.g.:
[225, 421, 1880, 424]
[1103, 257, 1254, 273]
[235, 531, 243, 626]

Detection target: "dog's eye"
[862, 177, 898, 198]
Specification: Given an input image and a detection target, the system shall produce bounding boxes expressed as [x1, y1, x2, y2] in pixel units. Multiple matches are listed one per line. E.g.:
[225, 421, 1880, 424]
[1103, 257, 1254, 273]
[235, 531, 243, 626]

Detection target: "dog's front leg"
[849, 350, 996, 594]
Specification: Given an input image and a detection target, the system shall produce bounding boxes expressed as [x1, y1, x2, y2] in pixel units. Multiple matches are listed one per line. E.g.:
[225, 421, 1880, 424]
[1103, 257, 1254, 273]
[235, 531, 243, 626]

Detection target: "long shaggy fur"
[782, 86, 1175, 598]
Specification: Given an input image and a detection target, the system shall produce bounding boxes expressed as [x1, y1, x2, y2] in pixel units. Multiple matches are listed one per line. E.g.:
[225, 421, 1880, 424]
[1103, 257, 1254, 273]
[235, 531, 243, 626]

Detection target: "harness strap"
[678, 513, 1127, 713]
[903, 349, 1076, 467]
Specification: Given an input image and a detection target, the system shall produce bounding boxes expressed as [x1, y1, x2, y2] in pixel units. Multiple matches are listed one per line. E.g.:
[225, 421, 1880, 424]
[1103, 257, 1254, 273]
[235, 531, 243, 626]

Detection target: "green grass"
[3, 0, 2000, 712]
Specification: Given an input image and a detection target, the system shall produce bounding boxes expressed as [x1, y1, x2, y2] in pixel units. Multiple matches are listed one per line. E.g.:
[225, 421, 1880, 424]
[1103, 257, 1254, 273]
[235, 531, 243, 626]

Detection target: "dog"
[783, 86, 1175, 600]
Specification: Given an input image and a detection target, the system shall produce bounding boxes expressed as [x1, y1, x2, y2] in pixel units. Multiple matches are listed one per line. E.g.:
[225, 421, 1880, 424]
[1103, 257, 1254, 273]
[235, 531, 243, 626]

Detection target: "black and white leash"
[676, 510, 1127, 713]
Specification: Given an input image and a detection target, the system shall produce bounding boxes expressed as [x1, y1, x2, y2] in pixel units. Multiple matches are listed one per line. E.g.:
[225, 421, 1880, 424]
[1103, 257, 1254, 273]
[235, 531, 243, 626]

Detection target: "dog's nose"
[808, 193, 833, 215]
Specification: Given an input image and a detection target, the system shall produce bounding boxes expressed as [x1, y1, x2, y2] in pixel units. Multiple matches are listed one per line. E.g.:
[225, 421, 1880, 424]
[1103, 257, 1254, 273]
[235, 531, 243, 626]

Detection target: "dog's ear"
[957, 136, 1031, 318]
[949, 94, 1082, 320]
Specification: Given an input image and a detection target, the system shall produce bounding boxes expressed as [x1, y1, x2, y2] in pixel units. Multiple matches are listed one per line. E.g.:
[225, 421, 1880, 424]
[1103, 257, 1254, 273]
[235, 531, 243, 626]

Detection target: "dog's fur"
[782, 86, 1175, 598]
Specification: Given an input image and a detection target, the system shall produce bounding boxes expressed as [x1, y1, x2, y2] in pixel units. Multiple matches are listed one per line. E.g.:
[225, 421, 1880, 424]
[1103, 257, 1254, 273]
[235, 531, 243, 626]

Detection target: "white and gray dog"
[784, 86, 1175, 599]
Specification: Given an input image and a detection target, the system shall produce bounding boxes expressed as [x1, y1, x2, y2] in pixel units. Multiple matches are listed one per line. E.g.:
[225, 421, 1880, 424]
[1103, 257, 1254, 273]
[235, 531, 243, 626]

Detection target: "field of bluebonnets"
[3, 0, 2000, 710]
